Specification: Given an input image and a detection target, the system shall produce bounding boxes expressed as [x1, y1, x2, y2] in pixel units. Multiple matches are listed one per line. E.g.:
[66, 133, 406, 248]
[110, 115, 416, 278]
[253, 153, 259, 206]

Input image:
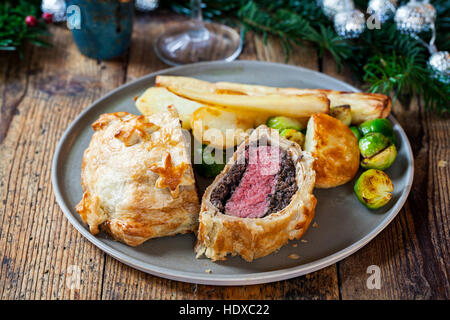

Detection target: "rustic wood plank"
[1, 11, 447, 300]
[0, 24, 127, 299]
[321, 53, 450, 299]
[0, 50, 31, 143]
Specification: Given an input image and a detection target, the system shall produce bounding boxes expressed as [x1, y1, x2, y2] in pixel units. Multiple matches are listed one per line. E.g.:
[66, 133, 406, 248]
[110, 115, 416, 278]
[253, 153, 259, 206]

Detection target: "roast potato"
[156, 76, 390, 124]
[165, 86, 329, 118]
[156, 75, 215, 93]
[304, 113, 360, 188]
[191, 106, 266, 149]
[136, 87, 204, 130]
[156, 75, 330, 118]
[330, 104, 352, 126]
[214, 82, 391, 124]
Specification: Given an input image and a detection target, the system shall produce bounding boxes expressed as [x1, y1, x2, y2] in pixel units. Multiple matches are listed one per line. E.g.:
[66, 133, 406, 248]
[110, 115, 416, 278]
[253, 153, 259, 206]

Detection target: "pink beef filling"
[225, 146, 281, 218]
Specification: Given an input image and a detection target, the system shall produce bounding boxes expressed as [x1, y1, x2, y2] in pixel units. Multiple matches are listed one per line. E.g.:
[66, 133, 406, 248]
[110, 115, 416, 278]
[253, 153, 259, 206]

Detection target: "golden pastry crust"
[75, 109, 200, 246]
[195, 125, 317, 262]
[304, 113, 360, 189]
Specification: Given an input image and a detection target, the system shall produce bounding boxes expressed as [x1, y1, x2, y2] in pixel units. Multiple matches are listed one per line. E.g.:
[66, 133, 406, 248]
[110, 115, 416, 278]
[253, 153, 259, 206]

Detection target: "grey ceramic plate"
[52, 61, 414, 285]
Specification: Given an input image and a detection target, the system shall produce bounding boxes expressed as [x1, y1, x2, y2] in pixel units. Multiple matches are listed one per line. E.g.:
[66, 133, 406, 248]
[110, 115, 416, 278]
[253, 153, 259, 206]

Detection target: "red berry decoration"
[25, 15, 38, 27]
[42, 12, 53, 24]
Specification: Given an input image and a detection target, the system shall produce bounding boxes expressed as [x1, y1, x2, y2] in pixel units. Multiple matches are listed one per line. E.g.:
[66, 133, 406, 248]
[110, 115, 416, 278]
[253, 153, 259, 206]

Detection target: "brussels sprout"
[359, 118, 395, 144]
[267, 116, 305, 131]
[350, 126, 361, 140]
[359, 132, 390, 158]
[330, 104, 352, 126]
[280, 128, 305, 147]
[193, 144, 226, 178]
[354, 169, 394, 209]
[361, 144, 397, 170]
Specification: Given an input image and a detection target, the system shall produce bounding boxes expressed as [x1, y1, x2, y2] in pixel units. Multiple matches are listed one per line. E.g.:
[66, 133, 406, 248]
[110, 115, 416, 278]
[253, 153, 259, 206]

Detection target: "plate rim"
[51, 60, 414, 286]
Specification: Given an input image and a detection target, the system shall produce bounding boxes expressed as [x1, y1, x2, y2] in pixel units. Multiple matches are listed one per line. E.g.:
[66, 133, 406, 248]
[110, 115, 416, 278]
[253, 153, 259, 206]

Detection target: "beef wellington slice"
[195, 125, 317, 262]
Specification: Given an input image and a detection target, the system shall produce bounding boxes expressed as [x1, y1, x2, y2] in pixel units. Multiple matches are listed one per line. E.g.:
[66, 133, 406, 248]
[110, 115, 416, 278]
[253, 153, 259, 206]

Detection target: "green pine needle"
[164, 0, 449, 114]
[0, 0, 50, 55]
[3, 0, 447, 114]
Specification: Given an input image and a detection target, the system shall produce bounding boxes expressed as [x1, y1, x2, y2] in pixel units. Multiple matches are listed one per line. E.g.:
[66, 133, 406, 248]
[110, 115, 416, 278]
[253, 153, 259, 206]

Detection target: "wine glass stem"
[191, 0, 203, 24]
[189, 0, 209, 40]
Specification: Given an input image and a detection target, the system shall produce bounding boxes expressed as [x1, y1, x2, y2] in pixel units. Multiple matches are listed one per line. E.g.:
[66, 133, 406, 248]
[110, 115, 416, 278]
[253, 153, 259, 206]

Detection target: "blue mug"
[66, 0, 134, 60]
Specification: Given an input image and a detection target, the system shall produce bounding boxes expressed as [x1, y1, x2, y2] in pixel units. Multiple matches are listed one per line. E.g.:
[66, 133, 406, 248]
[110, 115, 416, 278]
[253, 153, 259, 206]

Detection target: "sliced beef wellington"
[195, 125, 317, 262]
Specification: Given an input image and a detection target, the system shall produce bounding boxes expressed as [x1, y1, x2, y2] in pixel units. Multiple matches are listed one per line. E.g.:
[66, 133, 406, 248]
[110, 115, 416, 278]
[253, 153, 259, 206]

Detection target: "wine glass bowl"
[153, 1, 242, 65]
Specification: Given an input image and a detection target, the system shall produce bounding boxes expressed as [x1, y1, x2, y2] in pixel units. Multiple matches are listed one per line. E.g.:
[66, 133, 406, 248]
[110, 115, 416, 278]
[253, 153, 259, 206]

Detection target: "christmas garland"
[165, 0, 449, 114]
[0, 0, 448, 113]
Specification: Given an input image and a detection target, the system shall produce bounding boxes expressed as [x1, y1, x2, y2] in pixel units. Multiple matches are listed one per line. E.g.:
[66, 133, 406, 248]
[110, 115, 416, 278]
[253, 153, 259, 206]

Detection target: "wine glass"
[154, 0, 242, 65]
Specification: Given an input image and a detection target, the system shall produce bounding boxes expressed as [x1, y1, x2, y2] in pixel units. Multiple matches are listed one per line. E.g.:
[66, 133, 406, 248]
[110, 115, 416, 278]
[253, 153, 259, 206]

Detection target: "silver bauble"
[334, 9, 366, 39]
[319, 0, 355, 19]
[395, 0, 435, 34]
[422, 1, 437, 23]
[367, 0, 397, 23]
[41, 0, 66, 22]
[135, 0, 159, 12]
[428, 51, 450, 84]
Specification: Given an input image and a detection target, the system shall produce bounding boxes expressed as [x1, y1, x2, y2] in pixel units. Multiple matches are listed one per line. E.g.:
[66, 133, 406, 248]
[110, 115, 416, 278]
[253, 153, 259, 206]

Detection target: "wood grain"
[0, 12, 448, 300]
[0, 24, 127, 299]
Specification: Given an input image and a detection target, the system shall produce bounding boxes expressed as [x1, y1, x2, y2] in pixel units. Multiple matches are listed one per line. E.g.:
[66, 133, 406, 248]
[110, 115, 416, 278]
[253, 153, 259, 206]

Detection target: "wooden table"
[0, 12, 448, 300]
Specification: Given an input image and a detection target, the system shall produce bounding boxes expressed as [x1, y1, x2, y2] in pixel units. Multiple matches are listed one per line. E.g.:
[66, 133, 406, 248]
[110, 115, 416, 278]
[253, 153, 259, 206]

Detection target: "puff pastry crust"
[75, 109, 200, 246]
[195, 125, 317, 262]
[304, 113, 360, 189]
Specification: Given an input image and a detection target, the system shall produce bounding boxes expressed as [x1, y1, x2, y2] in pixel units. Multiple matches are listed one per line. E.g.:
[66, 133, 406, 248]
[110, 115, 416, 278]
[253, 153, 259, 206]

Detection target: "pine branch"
[364, 52, 449, 113]
[237, 1, 353, 66]
[0, 0, 50, 54]
[145, 0, 450, 114]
